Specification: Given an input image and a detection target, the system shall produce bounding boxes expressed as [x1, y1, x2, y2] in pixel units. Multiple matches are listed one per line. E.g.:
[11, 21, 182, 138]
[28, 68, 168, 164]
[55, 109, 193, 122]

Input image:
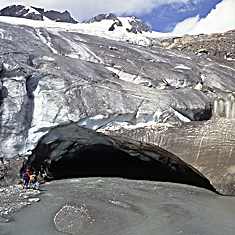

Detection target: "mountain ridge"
[86, 13, 152, 34]
[0, 5, 77, 23]
[0, 5, 152, 34]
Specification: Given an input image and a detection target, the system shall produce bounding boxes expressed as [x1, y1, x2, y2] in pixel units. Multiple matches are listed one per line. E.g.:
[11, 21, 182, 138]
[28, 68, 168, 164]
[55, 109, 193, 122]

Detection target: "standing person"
[30, 171, 37, 189]
[23, 169, 30, 189]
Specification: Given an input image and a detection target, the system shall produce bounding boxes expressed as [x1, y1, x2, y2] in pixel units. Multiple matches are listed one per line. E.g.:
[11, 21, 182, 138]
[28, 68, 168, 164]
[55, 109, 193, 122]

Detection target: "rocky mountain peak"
[0, 5, 43, 21]
[0, 5, 77, 23]
[0, 5, 151, 34]
[86, 13, 152, 34]
[86, 13, 121, 24]
[32, 7, 77, 23]
[128, 16, 152, 34]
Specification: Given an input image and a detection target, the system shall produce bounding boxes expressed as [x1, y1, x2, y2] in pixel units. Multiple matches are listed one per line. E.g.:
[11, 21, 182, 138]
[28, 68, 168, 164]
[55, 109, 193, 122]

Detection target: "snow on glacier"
[35, 28, 58, 54]
[0, 15, 175, 47]
[175, 64, 191, 70]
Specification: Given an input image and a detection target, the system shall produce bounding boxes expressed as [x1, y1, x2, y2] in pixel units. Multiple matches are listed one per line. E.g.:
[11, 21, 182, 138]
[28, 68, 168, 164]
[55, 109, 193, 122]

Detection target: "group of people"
[23, 169, 37, 189]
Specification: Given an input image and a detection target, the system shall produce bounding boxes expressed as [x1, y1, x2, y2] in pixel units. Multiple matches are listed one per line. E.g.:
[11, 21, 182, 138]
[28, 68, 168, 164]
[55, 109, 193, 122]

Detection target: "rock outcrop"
[160, 30, 235, 60]
[126, 16, 152, 34]
[0, 5, 77, 23]
[33, 7, 77, 23]
[0, 5, 43, 21]
[0, 10, 234, 195]
[86, 13, 122, 26]
[86, 13, 152, 34]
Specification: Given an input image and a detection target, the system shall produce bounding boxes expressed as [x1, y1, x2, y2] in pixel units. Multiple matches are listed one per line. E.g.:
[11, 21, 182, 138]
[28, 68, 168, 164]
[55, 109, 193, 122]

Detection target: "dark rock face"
[86, 13, 122, 26]
[0, 5, 77, 23]
[33, 7, 77, 23]
[0, 5, 43, 21]
[86, 13, 151, 34]
[86, 13, 123, 33]
[126, 16, 152, 34]
[0, 15, 234, 195]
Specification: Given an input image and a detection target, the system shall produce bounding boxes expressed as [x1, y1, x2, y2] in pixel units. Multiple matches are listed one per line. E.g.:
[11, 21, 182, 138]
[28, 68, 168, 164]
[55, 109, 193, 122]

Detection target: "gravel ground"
[0, 184, 41, 223]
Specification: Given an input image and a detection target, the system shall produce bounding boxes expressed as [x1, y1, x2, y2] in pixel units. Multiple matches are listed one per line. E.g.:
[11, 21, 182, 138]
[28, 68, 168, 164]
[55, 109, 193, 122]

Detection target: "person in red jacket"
[23, 169, 30, 189]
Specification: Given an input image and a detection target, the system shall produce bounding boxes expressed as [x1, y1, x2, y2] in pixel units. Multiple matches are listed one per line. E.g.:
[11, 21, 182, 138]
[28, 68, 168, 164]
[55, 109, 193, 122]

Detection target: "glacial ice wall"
[0, 19, 234, 161]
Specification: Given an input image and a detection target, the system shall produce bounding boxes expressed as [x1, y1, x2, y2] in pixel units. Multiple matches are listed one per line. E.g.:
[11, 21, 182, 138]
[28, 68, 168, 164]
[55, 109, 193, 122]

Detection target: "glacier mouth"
[0, 16, 234, 195]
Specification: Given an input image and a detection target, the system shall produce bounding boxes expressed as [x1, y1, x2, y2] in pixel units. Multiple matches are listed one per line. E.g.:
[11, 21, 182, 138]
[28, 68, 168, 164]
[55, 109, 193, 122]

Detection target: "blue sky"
[138, 0, 222, 32]
[1, 0, 235, 34]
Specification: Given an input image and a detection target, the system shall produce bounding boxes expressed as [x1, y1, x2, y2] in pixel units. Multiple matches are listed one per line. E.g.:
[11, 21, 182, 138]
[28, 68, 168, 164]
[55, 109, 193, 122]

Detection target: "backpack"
[31, 174, 37, 183]
[23, 172, 29, 180]
[30, 175, 34, 181]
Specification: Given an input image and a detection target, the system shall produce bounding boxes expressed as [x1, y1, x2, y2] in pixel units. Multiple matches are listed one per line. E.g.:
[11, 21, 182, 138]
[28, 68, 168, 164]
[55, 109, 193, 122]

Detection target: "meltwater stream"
[1, 178, 235, 235]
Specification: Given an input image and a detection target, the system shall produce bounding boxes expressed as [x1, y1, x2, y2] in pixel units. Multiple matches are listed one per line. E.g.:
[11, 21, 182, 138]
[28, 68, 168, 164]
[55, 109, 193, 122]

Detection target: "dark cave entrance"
[49, 144, 216, 192]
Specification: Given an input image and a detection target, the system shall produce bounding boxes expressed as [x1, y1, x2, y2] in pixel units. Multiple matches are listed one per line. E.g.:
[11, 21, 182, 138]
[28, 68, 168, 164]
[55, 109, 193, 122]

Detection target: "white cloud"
[172, 0, 235, 35]
[173, 14, 200, 34]
[0, 0, 188, 21]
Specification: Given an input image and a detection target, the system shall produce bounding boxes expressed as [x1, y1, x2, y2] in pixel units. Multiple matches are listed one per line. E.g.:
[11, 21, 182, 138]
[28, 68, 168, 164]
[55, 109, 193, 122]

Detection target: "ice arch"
[23, 122, 216, 192]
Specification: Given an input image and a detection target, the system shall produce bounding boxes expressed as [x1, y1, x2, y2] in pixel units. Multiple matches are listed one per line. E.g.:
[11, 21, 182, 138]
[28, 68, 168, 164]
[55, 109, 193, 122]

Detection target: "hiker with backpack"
[23, 169, 30, 189]
[30, 171, 37, 189]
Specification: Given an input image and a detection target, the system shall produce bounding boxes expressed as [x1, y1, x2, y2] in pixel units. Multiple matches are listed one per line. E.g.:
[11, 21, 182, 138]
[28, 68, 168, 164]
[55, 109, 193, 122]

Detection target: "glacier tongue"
[0, 16, 235, 195]
[1, 18, 232, 159]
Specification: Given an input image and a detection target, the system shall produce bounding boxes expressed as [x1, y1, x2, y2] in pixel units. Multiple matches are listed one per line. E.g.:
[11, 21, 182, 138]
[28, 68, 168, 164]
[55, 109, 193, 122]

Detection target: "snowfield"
[0, 15, 176, 46]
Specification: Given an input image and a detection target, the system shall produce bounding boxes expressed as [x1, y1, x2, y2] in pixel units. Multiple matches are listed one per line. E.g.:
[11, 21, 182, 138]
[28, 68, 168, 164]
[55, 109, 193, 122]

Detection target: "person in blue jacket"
[23, 169, 30, 189]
